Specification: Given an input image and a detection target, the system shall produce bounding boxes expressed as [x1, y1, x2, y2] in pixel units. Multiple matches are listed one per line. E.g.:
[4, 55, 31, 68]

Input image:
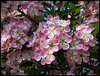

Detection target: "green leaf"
[67, 3, 75, 9]
[60, 1, 67, 11]
[74, 7, 81, 16]
[93, 45, 99, 53]
[91, 21, 99, 36]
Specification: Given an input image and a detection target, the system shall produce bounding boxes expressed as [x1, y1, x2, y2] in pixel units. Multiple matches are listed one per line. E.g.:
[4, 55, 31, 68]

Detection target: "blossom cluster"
[27, 15, 72, 65]
[63, 21, 97, 65]
[1, 1, 43, 22]
[1, 18, 32, 52]
[1, 18, 33, 74]
[78, 1, 99, 17]
[1, 1, 99, 75]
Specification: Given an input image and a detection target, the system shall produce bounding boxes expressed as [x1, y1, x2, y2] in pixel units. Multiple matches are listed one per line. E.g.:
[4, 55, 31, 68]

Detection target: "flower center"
[80, 54, 84, 58]
[47, 53, 51, 57]
[60, 29, 64, 33]
[21, 35, 24, 39]
[3, 34, 7, 38]
[20, 54, 23, 58]
[69, 53, 74, 58]
[15, 24, 17, 27]
[50, 29, 54, 34]
[15, 40, 19, 44]
[60, 39, 65, 44]
[16, 30, 20, 34]
[84, 33, 88, 37]
[49, 43, 54, 48]
[32, 9, 36, 14]
[71, 43, 76, 47]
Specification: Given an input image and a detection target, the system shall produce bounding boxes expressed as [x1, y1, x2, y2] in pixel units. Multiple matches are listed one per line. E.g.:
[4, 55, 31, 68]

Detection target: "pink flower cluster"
[1, 1, 99, 75]
[1, 18, 32, 52]
[1, 49, 32, 75]
[82, 1, 99, 16]
[1, 1, 43, 22]
[1, 18, 32, 74]
[20, 1, 44, 18]
[27, 15, 72, 65]
[64, 22, 96, 65]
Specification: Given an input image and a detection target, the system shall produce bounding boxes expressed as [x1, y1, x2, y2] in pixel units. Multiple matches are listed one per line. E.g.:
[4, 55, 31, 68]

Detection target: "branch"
[17, 5, 38, 25]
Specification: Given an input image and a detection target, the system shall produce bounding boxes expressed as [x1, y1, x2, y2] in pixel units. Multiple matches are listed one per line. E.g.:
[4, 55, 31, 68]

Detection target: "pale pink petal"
[17, 59, 22, 64]
[86, 27, 92, 33]
[48, 47, 54, 54]
[31, 53, 35, 59]
[58, 44, 63, 50]
[92, 36, 96, 42]
[17, 19, 22, 25]
[77, 32, 83, 38]
[84, 51, 90, 56]
[43, 29, 49, 35]
[73, 50, 79, 54]
[89, 34, 94, 40]
[66, 20, 70, 25]
[41, 59, 46, 65]
[53, 39, 59, 45]
[20, 39, 25, 45]
[49, 55, 55, 61]
[62, 43, 69, 50]
[49, 24, 55, 29]
[12, 43, 17, 48]
[65, 36, 72, 43]
[16, 36, 21, 40]
[17, 44, 22, 49]
[48, 33, 54, 38]
[26, 44, 31, 47]
[83, 57, 89, 63]
[89, 42, 95, 47]
[46, 59, 51, 64]
[35, 55, 41, 61]
[24, 36, 29, 42]
[47, 15, 53, 20]
[74, 39, 80, 44]
[64, 26, 70, 32]
[83, 37, 89, 43]
[54, 28, 59, 35]
[64, 52, 68, 58]
[76, 58, 82, 64]
[68, 58, 73, 63]
[76, 44, 83, 49]
[35, 50, 41, 55]
[74, 56, 79, 62]
[82, 45, 89, 51]
[54, 15, 59, 21]
[53, 46, 59, 52]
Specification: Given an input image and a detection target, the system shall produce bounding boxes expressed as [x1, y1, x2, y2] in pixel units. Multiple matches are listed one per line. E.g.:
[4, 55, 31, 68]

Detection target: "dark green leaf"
[91, 21, 99, 36]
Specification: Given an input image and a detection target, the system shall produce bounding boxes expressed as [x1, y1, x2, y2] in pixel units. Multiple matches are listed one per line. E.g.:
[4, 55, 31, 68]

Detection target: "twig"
[17, 5, 38, 25]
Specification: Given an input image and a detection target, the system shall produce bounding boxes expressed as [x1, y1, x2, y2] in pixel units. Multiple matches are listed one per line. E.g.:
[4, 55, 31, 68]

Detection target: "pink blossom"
[75, 26, 94, 43]
[40, 48, 55, 65]
[70, 38, 83, 50]
[58, 20, 70, 27]
[47, 24, 59, 38]
[64, 49, 79, 63]
[12, 39, 22, 49]
[46, 39, 59, 52]
[1, 29, 11, 42]
[76, 50, 90, 64]
[57, 33, 72, 50]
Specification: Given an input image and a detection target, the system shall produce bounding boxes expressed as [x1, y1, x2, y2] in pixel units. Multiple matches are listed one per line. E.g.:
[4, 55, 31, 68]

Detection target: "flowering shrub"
[1, 1, 99, 75]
